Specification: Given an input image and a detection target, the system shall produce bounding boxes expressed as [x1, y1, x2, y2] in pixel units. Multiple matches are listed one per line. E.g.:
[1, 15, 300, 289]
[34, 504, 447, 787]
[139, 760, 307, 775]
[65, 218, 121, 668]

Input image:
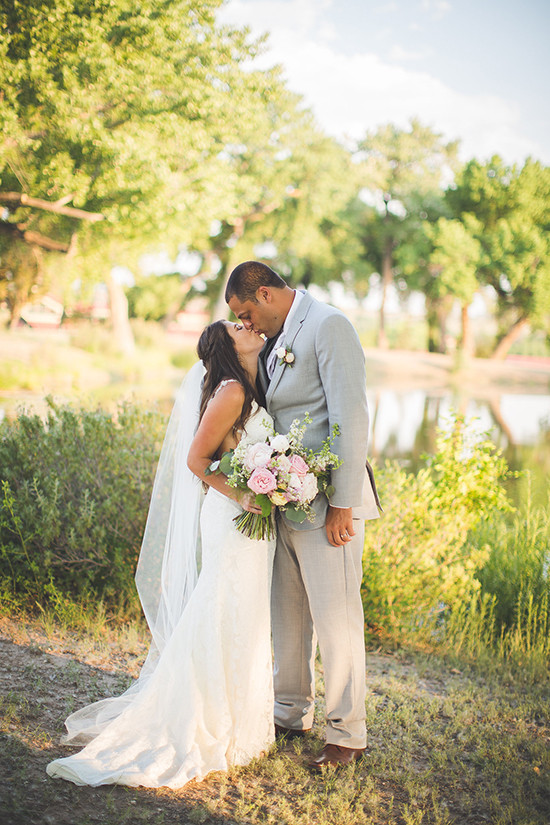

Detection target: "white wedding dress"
[47, 393, 275, 789]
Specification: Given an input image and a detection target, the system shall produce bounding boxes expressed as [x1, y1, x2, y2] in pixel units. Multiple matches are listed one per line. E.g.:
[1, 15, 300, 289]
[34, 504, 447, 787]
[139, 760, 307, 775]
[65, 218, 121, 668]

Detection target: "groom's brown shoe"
[275, 724, 311, 741]
[308, 744, 365, 770]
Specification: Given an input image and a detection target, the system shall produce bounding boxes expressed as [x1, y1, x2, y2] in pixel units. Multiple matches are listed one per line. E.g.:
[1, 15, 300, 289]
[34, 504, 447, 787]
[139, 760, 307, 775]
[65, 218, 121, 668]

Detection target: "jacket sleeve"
[314, 312, 369, 509]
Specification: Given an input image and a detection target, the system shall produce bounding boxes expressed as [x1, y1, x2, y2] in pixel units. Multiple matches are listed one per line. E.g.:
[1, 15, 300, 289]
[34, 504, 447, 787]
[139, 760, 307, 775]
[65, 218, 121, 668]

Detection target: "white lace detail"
[46, 405, 275, 789]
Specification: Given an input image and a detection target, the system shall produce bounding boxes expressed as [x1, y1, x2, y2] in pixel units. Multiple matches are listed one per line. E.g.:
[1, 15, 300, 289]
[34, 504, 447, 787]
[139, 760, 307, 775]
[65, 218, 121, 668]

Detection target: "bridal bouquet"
[206, 415, 342, 540]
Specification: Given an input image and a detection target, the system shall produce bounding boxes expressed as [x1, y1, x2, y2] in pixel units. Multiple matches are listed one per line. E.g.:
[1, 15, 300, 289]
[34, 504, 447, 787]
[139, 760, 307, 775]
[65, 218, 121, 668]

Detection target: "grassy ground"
[1, 614, 548, 825]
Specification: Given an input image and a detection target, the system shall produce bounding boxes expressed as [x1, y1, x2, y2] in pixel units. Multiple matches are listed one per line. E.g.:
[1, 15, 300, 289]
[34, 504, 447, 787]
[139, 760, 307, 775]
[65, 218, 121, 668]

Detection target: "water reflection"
[367, 389, 550, 475]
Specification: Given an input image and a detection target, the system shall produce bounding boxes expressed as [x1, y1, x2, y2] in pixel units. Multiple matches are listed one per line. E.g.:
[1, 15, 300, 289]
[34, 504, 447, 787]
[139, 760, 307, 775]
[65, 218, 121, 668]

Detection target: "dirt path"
[363, 348, 550, 395]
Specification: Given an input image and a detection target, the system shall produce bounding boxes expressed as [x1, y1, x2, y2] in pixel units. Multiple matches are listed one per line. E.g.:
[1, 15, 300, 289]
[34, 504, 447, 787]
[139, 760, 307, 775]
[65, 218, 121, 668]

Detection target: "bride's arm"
[187, 382, 261, 513]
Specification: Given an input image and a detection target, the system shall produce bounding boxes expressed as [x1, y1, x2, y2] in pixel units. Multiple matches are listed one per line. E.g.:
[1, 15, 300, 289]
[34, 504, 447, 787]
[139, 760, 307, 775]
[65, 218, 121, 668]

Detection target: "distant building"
[169, 297, 210, 336]
[66, 284, 110, 322]
[20, 295, 64, 328]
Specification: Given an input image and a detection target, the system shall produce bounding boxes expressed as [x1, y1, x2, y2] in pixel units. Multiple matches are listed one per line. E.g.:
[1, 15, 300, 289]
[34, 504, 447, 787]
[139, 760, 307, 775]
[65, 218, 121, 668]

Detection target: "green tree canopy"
[353, 119, 459, 347]
[0, 0, 283, 332]
[447, 157, 550, 357]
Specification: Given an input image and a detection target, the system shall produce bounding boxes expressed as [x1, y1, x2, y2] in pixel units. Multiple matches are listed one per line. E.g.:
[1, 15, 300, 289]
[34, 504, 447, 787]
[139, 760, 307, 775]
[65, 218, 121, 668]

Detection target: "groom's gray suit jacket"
[258, 291, 380, 529]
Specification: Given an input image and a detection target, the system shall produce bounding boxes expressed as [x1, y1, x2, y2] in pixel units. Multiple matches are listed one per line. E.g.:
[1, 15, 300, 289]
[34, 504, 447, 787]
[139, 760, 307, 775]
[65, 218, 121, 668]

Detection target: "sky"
[220, 0, 550, 165]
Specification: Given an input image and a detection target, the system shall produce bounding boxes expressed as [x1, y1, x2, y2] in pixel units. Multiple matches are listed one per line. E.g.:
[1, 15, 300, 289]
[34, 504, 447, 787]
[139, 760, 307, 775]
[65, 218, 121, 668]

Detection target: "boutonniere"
[275, 344, 295, 367]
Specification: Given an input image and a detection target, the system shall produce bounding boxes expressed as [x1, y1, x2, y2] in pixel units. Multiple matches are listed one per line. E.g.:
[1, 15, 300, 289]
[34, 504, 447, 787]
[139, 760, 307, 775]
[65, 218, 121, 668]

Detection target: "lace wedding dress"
[47, 389, 275, 789]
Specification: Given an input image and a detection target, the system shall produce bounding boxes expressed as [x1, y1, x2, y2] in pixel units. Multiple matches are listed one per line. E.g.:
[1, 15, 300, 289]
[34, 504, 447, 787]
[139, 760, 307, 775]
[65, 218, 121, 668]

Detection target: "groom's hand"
[239, 491, 264, 514]
[325, 506, 355, 547]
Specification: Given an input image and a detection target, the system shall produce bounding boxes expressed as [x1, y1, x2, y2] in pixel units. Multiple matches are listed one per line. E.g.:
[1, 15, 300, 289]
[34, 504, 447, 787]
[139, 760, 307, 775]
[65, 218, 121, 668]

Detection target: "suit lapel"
[266, 292, 314, 404]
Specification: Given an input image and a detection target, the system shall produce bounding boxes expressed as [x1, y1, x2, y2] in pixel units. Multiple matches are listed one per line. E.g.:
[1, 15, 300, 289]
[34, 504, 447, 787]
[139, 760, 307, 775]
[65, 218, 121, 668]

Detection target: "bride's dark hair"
[197, 320, 261, 433]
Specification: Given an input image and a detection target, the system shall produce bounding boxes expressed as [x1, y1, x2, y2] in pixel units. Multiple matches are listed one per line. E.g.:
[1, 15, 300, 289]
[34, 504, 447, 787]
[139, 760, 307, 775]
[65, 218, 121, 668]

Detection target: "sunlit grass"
[1, 612, 549, 825]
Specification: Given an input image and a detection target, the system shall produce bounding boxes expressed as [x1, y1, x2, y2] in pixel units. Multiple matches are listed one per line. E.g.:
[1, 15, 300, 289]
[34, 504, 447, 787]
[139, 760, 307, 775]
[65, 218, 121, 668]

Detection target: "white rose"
[275, 346, 287, 359]
[270, 434, 290, 453]
[288, 473, 302, 492]
[285, 352, 295, 363]
[244, 442, 273, 471]
[301, 472, 319, 502]
[275, 454, 292, 472]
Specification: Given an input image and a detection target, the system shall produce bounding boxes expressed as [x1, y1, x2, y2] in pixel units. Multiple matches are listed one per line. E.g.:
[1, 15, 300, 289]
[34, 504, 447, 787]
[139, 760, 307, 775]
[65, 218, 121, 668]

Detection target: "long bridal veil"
[62, 360, 206, 745]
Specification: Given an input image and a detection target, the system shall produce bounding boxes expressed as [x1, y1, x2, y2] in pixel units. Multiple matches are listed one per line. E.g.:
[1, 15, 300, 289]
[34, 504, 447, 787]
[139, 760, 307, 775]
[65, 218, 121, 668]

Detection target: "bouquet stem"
[233, 511, 276, 541]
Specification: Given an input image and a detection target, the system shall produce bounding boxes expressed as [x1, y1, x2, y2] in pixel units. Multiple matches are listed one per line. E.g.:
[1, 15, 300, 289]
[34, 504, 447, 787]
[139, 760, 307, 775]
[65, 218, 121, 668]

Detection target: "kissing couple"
[47, 260, 380, 788]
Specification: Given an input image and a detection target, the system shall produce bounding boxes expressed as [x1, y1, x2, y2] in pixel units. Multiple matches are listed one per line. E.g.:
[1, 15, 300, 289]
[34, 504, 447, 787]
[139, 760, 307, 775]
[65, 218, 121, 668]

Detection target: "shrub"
[0, 399, 166, 614]
[363, 416, 514, 639]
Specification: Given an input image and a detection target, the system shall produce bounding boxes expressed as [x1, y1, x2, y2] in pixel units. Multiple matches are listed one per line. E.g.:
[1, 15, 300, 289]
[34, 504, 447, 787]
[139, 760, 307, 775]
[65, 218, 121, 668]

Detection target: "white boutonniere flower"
[275, 344, 295, 367]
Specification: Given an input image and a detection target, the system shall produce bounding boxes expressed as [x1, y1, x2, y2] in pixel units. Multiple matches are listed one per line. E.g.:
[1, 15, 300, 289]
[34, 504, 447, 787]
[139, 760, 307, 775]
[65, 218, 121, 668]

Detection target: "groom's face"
[228, 289, 281, 339]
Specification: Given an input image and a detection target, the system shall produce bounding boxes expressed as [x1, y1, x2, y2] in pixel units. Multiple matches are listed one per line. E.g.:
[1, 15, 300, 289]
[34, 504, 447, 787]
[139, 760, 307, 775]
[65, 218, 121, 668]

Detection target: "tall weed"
[471, 482, 550, 631]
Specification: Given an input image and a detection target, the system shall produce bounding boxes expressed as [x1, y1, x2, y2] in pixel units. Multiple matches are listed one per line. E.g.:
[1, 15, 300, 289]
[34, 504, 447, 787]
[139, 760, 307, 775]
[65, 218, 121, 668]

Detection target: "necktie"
[266, 331, 285, 379]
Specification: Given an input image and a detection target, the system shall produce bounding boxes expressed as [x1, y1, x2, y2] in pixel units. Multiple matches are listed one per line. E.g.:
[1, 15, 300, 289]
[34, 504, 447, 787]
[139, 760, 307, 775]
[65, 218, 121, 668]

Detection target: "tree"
[447, 157, 550, 358]
[0, 0, 277, 343]
[193, 100, 360, 319]
[127, 273, 190, 322]
[354, 120, 459, 348]
[424, 216, 482, 356]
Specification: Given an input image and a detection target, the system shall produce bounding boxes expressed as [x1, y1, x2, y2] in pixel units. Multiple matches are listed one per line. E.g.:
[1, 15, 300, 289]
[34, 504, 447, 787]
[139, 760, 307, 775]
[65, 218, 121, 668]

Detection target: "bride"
[47, 320, 275, 789]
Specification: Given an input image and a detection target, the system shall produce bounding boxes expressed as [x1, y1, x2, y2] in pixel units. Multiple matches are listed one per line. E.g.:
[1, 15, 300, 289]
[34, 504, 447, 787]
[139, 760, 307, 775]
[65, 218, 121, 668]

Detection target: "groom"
[226, 261, 380, 770]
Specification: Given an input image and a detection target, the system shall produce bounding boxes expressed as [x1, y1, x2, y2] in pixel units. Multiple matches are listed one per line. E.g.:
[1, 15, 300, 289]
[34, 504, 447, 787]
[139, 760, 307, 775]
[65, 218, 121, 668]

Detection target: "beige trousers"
[271, 516, 367, 749]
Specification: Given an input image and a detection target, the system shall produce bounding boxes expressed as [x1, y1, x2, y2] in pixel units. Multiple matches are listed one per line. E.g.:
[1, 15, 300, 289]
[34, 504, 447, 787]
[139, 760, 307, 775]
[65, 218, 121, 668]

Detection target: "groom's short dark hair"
[226, 261, 287, 303]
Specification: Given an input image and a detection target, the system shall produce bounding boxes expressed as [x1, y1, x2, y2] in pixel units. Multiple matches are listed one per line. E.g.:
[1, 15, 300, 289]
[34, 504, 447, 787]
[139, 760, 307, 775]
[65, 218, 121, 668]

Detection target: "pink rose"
[244, 442, 273, 471]
[248, 468, 277, 495]
[289, 454, 309, 477]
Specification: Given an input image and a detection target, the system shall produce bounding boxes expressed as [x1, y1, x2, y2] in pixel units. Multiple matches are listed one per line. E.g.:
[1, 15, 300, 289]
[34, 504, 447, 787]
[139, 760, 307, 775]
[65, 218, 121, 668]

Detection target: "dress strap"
[213, 378, 240, 397]
[207, 379, 241, 406]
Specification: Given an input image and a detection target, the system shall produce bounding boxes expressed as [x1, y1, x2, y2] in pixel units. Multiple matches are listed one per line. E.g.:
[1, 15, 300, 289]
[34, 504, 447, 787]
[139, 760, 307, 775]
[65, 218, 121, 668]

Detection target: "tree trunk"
[8, 303, 24, 329]
[213, 271, 231, 321]
[106, 271, 135, 357]
[491, 317, 529, 360]
[459, 302, 474, 357]
[161, 272, 204, 328]
[426, 297, 449, 354]
[377, 240, 393, 349]
[487, 398, 516, 446]
[212, 224, 248, 321]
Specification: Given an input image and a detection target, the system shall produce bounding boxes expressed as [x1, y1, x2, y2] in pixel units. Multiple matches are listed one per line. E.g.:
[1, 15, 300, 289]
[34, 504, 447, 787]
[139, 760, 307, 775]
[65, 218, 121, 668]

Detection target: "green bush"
[0, 399, 166, 614]
[363, 417, 514, 639]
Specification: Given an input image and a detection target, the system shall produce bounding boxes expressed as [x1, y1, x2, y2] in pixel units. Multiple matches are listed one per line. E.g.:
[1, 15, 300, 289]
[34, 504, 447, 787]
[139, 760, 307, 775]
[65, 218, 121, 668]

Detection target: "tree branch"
[0, 221, 70, 252]
[0, 192, 104, 222]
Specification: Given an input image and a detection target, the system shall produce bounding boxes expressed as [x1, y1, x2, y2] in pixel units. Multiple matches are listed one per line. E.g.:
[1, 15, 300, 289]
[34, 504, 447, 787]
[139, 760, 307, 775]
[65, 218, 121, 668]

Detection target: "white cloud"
[388, 44, 427, 61]
[374, 1, 400, 12]
[420, 0, 452, 18]
[221, 0, 549, 164]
